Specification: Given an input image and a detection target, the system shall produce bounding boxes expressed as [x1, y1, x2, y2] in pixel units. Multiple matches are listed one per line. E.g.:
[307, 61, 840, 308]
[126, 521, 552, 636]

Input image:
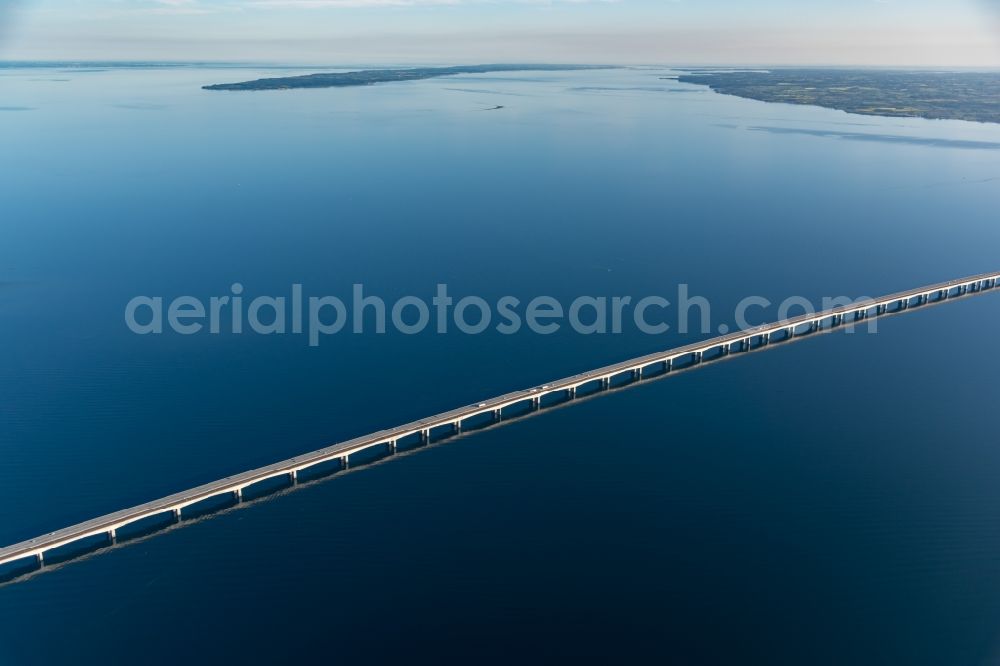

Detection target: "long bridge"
[1, 271, 998, 572]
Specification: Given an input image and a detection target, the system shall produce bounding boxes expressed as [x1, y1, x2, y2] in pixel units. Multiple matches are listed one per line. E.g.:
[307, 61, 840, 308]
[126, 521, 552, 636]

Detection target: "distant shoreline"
[203, 64, 615, 91]
[678, 70, 1000, 124]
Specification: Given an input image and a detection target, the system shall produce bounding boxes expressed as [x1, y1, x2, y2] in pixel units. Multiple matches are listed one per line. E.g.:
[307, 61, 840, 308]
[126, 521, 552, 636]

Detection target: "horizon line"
[3, 60, 1000, 70]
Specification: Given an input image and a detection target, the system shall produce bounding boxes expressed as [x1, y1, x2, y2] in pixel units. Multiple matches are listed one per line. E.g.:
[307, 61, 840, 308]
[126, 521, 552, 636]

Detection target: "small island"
[204, 64, 612, 91]
[678, 69, 1000, 124]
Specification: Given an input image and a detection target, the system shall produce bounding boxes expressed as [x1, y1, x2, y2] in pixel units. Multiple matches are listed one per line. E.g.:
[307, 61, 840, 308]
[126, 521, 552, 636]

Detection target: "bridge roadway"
[2, 271, 998, 569]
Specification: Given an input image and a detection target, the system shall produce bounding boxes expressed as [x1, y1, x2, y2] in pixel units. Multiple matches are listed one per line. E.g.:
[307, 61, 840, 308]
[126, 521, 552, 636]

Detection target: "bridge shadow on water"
[0, 287, 994, 587]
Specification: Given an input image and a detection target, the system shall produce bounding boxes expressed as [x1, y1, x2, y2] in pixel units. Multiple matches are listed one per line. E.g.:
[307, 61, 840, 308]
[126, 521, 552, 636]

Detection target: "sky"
[1, 0, 999, 65]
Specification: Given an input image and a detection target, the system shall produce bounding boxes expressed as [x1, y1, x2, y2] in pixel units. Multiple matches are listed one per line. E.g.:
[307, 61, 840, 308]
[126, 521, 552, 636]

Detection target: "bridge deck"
[1, 271, 997, 568]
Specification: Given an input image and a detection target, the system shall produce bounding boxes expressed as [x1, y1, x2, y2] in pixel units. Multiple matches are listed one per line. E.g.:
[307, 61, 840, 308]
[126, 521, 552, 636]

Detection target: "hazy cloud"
[2, 0, 998, 65]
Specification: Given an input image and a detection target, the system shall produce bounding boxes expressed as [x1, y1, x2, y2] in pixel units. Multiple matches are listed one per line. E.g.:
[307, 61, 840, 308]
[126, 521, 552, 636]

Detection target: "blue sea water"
[1, 64, 1000, 664]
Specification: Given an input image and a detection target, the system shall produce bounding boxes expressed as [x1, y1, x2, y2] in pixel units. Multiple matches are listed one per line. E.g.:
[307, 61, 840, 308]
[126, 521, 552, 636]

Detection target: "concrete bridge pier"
[289, 470, 298, 484]
[601, 377, 610, 389]
[453, 421, 462, 434]
[234, 488, 242, 502]
[664, 359, 673, 371]
[420, 429, 429, 444]
[36, 552, 44, 567]
[340, 456, 350, 470]
[173, 508, 182, 522]
[108, 529, 116, 544]
[388, 440, 397, 454]
[493, 408, 501, 421]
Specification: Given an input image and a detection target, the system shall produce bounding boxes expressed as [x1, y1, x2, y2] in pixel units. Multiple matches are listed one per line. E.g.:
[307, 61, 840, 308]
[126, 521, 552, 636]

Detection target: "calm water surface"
[1, 64, 1000, 664]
